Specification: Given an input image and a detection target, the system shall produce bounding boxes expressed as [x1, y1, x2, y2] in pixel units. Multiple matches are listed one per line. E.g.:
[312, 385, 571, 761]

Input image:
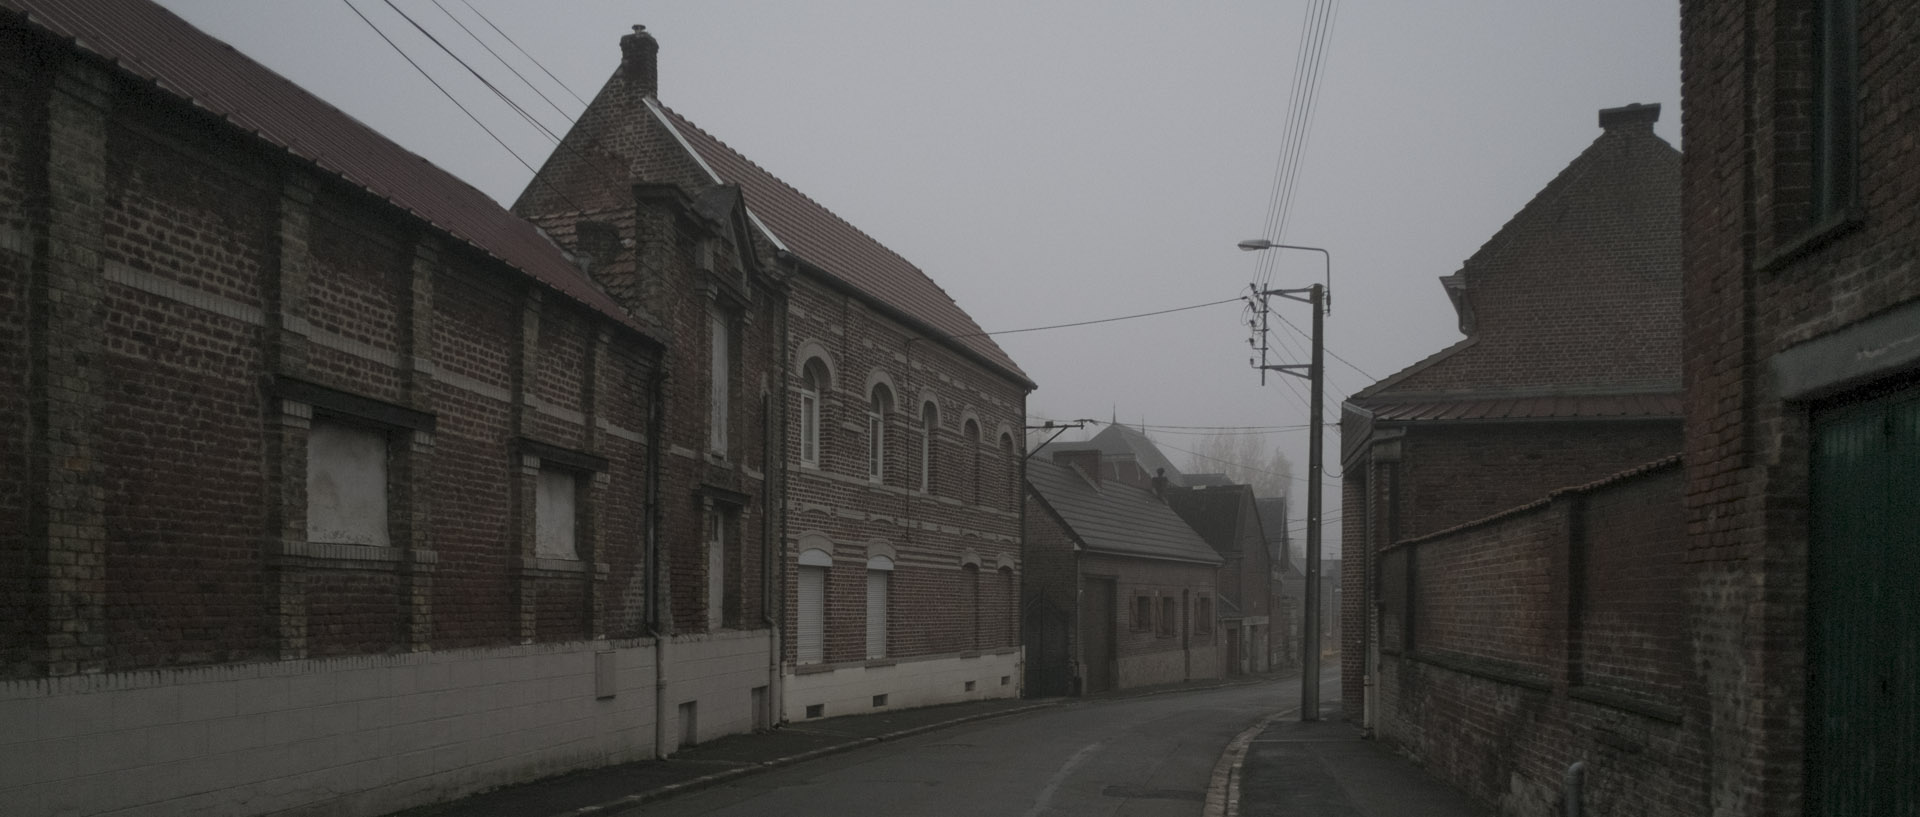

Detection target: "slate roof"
[1038, 423, 1189, 485]
[1027, 458, 1221, 566]
[2, 0, 661, 341]
[644, 100, 1031, 388]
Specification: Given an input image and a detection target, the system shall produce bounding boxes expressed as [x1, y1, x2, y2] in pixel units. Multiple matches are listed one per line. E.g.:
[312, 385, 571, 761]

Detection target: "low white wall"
[782, 648, 1022, 722]
[657, 630, 777, 753]
[0, 635, 763, 817]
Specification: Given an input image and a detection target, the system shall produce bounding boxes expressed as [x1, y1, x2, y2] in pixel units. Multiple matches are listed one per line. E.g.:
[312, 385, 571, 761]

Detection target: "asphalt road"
[622, 671, 1337, 817]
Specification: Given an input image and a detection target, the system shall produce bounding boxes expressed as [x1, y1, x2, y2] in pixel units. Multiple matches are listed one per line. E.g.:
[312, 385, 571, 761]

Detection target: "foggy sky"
[154, 0, 1685, 553]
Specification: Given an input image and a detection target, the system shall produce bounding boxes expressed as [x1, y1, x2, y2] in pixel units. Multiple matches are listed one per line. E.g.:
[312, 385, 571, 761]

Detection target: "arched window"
[963, 419, 981, 504]
[799, 359, 828, 468]
[867, 383, 893, 484]
[919, 402, 939, 493]
[999, 432, 1017, 511]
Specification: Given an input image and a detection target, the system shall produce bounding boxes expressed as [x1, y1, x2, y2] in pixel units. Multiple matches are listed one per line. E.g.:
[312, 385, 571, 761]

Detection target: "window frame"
[867, 384, 892, 484]
[1132, 594, 1154, 633]
[866, 555, 893, 660]
[708, 308, 731, 457]
[1158, 596, 1178, 638]
[799, 360, 824, 468]
[918, 402, 938, 493]
[1195, 595, 1214, 635]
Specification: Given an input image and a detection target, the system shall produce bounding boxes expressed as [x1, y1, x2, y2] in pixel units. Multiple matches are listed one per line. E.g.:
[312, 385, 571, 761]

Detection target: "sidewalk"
[383, 695, 1059, 817]
[1232, 706, 1491, 817]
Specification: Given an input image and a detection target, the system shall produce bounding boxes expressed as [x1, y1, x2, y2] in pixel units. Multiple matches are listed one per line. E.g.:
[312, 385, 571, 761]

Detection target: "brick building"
[0, 2, 780, 815]
[1679, 0, 1920, 812]
[1024, 451, 1223, 695]
[1256, 496, 1299, 671]
[1339, 103, 1685, 730]
[1165, 482, 1273, 676]
[516, 27, 1033, 722]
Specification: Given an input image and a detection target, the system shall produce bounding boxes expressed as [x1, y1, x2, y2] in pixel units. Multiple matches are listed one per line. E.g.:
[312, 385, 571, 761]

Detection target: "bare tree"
[1184, 433, 1293, 498]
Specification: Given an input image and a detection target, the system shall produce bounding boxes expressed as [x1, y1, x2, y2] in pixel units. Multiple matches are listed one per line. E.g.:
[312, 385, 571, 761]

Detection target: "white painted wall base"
[0, 631, 774, 817]
[782, 648, 1022, 722]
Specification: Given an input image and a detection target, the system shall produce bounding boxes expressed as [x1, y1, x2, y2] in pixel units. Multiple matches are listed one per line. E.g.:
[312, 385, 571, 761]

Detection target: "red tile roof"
[646, 101, 1031, 387]
[4, 0, 660, 340]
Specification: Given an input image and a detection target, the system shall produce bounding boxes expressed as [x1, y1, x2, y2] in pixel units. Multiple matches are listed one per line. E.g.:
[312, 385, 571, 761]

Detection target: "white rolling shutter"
[798, 565, 825, 664]
[866, 569, 889, 659]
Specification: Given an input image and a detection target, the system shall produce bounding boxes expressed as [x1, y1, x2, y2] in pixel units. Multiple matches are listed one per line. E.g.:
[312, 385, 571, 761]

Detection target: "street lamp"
[1240, 238, 1329, 722]
[1236, 240, 1330, 313]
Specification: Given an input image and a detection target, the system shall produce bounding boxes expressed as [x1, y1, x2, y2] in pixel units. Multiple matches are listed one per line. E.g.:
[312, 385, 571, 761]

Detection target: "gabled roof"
[1350, 103, 1681, 410]
[643, 100, 1031, 388]
[1027, 458, 1222, 566]
[2, 0, 661, 341]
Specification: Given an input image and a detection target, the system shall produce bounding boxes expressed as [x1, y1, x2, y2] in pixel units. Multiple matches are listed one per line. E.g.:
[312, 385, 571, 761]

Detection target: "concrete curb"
[566, 701, 1064, 815]
[1205, 708, 1298, 817]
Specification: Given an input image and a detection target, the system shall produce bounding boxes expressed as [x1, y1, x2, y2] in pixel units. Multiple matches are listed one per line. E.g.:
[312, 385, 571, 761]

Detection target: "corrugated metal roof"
[647, 101, 1030, 387]
[5, 0, 660, 341]
[1364, 392, 1682, 423]
[1028, 458, 1222, 566]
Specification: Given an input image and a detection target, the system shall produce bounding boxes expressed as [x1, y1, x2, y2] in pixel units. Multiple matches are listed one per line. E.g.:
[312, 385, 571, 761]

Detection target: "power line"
[463, 0, 590, 107]
[380, 0, 565, 144]
[340, 0, 538, 175]
[340, 0, 593, 214]
[948, 296, 1243, 340]
[431, 0, 578, 128]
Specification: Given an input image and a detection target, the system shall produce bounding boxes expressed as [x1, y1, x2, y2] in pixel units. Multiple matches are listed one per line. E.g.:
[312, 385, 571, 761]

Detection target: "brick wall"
[1679, 1, 1920, 814]
[782, 272, 1026, 667]
[1079, 552, 1222, 689]
[1398, 420, 1681, 539]
[1372, 460, 1706, 814]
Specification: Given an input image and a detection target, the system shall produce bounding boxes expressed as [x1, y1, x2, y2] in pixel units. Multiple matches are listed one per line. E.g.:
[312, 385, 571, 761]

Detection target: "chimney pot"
[1598, 102, 1659, 132]
[621, 24, 660, 97]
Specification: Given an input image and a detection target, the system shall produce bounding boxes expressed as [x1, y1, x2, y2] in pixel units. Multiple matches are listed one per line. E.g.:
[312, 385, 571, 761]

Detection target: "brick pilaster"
[31, 58, 114, 676]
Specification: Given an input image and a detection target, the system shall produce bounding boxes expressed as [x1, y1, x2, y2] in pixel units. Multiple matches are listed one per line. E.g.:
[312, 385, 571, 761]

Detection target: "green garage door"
[1809, 386, 1919, 816]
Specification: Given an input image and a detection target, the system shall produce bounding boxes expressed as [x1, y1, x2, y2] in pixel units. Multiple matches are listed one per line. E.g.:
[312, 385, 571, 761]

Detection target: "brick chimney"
[621, 25, 659, 97]
[1598, 102, 1659, 132]
[1053, 449, 1102, 486]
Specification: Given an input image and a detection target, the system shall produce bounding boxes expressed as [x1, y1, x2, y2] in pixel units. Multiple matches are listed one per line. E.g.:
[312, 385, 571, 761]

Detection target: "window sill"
[272, 541, 434, 572]
[794, 662, 835, 675]
[514, 556, 610, 579]
[865, 658, 895, 668]
[1759, 208, 1864, 272]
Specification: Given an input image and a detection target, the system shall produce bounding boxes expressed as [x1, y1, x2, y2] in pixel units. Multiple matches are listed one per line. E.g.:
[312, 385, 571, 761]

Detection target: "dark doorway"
[1024, 598, 1071, 698]
[1082, 578, 1116, 694]
[1808, 385, 1919, 815]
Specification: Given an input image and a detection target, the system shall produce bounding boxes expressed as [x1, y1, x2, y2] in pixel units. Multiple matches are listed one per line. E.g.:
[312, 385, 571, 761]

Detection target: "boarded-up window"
[307, 418, 388, 546]
[1158, 597, 1177, 637]
[1132, 595, 1153, 632]
[707, 508, 727, 629]
[535, 467, 578, 560]
[709, 310, 730, 455]
[1195, 596, 1213, 634]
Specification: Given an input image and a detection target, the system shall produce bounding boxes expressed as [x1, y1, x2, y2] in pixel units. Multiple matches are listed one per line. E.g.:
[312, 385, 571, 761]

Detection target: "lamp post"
[1239, 239, 1328, 721]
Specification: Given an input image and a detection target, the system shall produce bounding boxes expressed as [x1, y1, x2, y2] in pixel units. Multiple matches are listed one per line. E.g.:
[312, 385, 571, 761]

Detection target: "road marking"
[1022, 739, 1106, 817]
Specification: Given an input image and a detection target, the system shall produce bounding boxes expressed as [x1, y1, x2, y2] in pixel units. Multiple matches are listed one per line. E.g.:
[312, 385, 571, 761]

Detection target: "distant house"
[515, 27, 1034, 722]
[1165, 483, 1273, 675]
[1025, 451, 1224, 695]
[1256, 497, 1298, 670]
[1339, 103, 1684, 725]
[1039, 422, 1188, 489]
